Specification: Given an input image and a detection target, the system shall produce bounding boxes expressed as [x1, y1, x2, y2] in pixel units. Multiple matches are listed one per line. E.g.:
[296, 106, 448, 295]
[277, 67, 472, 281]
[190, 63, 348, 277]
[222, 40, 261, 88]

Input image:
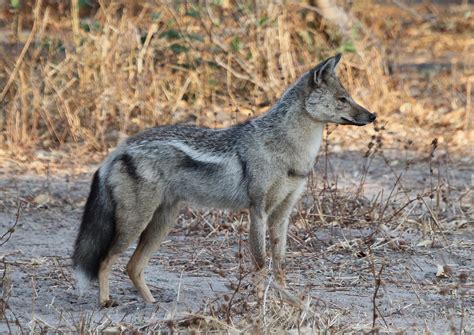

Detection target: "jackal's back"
[114, 124, 254, 210]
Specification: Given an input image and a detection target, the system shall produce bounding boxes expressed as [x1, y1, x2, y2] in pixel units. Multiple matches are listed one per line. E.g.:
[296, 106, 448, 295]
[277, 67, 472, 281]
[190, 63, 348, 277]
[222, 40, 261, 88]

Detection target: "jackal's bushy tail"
[72, 170, 116, 292]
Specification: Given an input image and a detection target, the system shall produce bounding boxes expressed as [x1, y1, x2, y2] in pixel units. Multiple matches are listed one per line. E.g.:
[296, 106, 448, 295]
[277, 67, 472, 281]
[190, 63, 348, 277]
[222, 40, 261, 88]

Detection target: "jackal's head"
[304, 54, 376, 126]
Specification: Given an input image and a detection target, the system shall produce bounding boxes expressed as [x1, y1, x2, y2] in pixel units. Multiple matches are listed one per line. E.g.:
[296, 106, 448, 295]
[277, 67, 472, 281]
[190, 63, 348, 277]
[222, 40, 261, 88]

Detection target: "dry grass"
[0, 0, 473, 334]
[1, 0, 471, 155]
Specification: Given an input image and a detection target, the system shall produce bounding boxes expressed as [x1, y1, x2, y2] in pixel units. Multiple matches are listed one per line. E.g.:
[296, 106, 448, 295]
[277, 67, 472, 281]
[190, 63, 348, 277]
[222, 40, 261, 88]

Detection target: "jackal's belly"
[174, 174, 250, 210]
[161, 155, 250, 210]
[184, 192, 250, 211]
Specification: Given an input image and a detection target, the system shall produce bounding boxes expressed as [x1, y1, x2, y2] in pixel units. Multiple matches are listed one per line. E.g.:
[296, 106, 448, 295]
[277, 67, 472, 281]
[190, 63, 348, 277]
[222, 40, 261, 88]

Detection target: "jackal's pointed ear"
[311, 53, 342, 86]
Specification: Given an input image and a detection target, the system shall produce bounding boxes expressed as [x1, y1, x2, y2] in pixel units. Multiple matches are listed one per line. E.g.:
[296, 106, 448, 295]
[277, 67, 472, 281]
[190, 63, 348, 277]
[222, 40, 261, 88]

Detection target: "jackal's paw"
[100, 299, 119, 308]
[275, 271, 287, 288]
[144, 296, 156, 304]
[251, 270, 269, 300]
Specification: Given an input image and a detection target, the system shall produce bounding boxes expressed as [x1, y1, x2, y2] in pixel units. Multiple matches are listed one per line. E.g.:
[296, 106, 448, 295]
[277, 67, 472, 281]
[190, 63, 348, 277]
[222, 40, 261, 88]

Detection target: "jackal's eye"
[338, 97, 348, 103]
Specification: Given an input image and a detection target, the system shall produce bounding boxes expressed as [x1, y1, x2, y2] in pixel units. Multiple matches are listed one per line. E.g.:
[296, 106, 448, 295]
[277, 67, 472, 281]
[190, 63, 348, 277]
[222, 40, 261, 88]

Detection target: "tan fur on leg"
[127, 203, 179, 303]
[98, 254, 120, 307]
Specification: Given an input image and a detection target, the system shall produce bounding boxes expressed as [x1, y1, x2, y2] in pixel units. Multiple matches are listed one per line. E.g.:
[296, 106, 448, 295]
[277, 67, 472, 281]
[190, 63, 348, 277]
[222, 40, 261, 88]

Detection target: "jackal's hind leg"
[98, 235, 139, 307]
[98, 205, 157, 307]
[127, 202, 180, 303]
[98, 252, 121, 308]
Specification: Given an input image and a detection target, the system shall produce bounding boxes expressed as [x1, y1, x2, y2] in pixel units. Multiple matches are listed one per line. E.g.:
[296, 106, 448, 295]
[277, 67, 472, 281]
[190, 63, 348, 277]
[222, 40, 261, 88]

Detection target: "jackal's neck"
[258, 84, 324, 160]
[282, 108, 325, 160]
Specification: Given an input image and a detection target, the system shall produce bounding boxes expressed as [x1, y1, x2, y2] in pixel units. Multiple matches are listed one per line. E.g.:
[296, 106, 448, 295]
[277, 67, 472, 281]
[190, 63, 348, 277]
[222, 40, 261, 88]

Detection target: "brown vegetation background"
[0, 0, 472, 157]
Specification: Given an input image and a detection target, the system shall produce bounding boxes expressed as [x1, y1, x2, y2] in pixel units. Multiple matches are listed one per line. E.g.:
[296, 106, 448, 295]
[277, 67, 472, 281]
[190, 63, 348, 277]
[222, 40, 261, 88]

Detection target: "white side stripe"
[167, 140, 226, 165]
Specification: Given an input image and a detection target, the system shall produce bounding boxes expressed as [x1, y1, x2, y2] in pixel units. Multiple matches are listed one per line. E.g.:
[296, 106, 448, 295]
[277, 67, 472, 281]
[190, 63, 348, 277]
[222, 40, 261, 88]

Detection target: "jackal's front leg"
[249, 205, 267, 270]
[268, 192, 299, 286]
[248, 203, 268, 299]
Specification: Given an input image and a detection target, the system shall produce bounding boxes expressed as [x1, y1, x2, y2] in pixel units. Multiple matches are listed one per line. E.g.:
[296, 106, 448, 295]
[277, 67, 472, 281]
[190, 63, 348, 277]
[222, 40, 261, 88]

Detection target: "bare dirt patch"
[1, 150, 472, 333]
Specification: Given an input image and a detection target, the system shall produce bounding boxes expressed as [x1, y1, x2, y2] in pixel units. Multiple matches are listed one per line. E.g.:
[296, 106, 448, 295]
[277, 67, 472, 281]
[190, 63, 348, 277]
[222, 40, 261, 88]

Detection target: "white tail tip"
[74, 269, 90, 296]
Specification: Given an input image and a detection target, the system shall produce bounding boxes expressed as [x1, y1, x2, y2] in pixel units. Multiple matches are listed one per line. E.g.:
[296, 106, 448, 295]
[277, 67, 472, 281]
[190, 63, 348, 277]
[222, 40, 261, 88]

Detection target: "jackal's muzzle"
[341, 104, 376, 126]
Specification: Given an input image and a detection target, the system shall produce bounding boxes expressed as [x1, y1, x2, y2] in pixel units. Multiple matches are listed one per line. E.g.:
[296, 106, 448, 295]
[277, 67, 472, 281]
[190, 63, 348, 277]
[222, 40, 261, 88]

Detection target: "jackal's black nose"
[369, 113, 377, 122]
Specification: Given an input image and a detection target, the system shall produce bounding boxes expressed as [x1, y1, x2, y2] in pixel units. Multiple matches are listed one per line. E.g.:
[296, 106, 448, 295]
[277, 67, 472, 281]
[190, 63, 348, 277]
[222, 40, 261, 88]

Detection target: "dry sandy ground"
[0, 150, 472, 333]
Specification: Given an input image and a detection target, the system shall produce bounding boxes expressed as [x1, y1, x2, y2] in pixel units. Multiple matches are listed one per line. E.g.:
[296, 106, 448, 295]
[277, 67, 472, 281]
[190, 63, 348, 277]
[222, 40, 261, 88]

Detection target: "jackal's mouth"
[340, 117, 370, 126]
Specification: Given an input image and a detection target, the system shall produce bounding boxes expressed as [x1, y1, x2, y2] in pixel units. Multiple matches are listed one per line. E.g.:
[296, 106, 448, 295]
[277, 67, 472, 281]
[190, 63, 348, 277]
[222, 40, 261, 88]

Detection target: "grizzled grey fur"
[72, 54, 376, 306]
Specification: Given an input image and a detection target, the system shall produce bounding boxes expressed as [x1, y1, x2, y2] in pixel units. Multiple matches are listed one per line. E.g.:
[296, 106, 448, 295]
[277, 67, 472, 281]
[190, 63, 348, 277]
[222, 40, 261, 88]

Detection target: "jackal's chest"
[281, 123, 324, 177]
